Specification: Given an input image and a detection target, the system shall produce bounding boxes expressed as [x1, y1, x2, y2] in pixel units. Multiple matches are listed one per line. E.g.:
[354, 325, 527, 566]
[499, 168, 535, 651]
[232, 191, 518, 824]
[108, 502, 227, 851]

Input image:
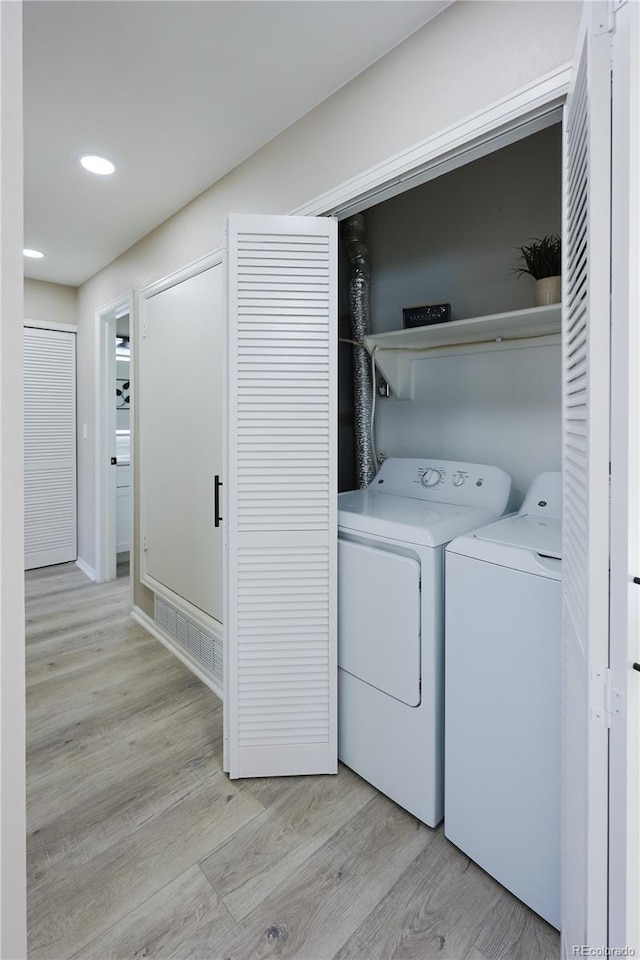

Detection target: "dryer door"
[338, 538, 421, 706]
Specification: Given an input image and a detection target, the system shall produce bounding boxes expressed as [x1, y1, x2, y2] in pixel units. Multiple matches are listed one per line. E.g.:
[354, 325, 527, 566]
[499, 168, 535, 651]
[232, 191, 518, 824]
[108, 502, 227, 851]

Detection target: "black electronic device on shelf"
[402, 302, 451, 329]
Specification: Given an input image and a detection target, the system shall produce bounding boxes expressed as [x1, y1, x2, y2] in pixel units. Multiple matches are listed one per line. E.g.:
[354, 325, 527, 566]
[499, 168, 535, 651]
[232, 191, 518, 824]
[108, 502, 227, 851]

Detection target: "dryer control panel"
[370, 458, 511, 515]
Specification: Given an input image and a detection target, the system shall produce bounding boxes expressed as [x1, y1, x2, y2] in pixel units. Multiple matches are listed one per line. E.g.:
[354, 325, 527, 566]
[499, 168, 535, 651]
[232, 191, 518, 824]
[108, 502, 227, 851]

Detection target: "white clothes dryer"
[444, 472, 562, 929]
[337, 458, 511, 827]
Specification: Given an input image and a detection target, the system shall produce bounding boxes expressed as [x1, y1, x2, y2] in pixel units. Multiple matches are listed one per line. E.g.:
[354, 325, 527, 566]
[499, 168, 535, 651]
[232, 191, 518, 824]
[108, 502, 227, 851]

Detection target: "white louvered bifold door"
[608, 2, 640, 952]
[24, 327, 77, 569]
[224, 214, 337, 778]
[562, 6, 611, 952]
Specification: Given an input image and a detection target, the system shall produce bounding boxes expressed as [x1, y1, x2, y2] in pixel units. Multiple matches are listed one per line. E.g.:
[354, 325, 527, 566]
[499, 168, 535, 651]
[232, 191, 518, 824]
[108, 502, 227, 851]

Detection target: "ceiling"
[23, 0, 450, 288]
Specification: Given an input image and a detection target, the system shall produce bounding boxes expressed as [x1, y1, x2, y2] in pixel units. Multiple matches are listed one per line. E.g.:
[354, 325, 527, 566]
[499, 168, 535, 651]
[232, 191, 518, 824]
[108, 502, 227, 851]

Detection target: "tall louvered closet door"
[561, 6, 612, 950]
[224, 214, 337, 778]
[24, 326, 77, 569]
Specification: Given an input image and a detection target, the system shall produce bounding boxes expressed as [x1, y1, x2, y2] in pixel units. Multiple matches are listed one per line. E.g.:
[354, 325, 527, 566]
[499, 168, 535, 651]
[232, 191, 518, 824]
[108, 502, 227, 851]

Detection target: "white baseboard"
[131, 605, 223, 701]
[75, 557, 96, 581]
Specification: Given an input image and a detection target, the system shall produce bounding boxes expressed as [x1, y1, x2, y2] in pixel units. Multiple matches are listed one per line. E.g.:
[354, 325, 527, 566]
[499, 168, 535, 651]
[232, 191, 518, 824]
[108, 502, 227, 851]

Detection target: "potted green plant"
[515, 234, 562, 306]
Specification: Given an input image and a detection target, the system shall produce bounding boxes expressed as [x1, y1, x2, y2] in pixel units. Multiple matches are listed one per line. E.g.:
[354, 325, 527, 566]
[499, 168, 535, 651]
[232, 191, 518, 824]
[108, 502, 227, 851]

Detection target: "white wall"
[0, 2, 27, 956]
[24, 277, 77, 327]
[74, 1, 581, 610]
[364, 124, 562, 507]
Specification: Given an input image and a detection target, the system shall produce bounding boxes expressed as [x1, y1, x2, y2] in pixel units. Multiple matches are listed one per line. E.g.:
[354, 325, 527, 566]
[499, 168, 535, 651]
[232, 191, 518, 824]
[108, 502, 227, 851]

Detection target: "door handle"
[111, 456, 117, 465]
[214, 475, 223, 528]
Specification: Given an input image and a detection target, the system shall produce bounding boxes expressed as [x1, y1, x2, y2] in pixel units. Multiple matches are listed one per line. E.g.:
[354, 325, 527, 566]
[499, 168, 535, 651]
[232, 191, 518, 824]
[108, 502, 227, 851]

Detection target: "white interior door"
[24, 326, 77, 569]
[224, 213, 337, 778]
[139, 261, 224, 621]
[561, 5, 611, 952]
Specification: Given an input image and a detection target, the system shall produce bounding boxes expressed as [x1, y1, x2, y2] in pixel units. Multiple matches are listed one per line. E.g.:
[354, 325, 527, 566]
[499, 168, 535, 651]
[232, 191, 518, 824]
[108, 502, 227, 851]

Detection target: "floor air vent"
[154, 595, 222, 684]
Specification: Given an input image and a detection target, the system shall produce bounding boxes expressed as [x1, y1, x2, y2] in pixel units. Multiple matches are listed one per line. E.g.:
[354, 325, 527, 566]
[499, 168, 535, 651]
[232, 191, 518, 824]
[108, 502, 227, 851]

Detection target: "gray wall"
[366, 125, 562, 329]
[24, 278, 77, 326]
[362, 125, 563, 507]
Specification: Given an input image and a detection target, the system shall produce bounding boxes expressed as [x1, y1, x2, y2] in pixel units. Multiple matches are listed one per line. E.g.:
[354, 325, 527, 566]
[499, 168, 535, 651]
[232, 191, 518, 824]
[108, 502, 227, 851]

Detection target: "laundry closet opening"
[337, 121, 563, 503]
[335, 120, 563, 930]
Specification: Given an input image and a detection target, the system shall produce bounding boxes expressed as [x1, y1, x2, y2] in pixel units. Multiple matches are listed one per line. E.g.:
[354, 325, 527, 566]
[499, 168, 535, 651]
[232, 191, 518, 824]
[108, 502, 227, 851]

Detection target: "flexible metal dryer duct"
[342, 214, 376, 488]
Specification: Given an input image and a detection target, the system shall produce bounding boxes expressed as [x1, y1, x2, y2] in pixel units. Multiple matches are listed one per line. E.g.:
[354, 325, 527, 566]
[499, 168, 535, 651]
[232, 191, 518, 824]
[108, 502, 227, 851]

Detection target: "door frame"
[609, 0, 640, 950]
[1, 6, 26, 951]
[24, 319, 77, 334]
[293, 64, 571, 220]
[94, 293, 133, 583]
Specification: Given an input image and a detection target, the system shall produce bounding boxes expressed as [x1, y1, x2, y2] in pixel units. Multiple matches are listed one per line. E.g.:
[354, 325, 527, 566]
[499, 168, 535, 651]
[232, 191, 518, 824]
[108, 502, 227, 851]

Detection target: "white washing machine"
[338, 457, 511, 827]
[444, 472, 562, 929]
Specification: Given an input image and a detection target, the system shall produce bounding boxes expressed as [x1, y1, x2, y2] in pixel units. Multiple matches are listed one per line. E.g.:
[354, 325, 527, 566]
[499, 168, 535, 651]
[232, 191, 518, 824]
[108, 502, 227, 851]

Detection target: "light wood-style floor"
[26, 562, 560, 960]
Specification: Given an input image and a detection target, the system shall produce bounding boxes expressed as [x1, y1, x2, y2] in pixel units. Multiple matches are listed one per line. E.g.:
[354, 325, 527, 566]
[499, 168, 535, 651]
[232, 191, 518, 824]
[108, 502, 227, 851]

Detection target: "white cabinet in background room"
[116, 464, 131, 554]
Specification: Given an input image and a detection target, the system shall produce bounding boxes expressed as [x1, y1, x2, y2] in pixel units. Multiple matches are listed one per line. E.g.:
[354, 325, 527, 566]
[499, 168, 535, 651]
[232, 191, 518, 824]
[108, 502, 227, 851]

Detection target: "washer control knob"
[421, 468, 442, 488]
[453, 474, 465, 487]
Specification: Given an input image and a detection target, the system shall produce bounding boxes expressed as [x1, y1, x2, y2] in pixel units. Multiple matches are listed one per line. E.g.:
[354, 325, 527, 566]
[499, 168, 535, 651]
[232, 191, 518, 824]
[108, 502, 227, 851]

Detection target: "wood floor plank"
[27, 665, 206, 782]
[28, 690, 220, 825]
[24, 570, 109, 607]
[472, 893, 559, 960]
[25, 614, 142, 666]
[69, 865, 238, 960]
[200, 763, 376, 922]
[26, 622, 155, 686]
[28, 697, 223, 891]
[25, 588, 139, 647]
[25, 590, 130, 625]
[241, 773, 309, 809]
[28, 773, 263, 960]
[26, 630, 161, 707]
[208, 793, 432, 960]
[28, 633, 180, 704]
[332, 828, 503, 960]
[26, 580, 131, 628]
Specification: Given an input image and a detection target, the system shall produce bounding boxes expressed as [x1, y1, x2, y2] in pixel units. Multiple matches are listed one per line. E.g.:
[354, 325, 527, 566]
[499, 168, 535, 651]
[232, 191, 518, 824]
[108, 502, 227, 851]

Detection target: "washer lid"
[473, 514, 562, 559]
[338, 490, 497, 547]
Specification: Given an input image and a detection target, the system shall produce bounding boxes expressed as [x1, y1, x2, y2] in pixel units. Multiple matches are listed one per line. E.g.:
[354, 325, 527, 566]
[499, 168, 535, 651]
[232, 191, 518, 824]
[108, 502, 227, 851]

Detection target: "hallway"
[26, 564, 559, 960]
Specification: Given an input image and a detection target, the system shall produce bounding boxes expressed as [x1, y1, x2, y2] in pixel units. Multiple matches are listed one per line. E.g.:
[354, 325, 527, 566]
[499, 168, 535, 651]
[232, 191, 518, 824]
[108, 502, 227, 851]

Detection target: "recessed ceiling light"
[79, 154, 116, 176]
[23, 249, 44, 259]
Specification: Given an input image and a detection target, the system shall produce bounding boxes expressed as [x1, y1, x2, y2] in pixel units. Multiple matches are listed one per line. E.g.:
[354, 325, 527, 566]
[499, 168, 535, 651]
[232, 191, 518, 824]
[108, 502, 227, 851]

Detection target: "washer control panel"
[371, 458, 511, 514]
[421, 467, 443, 488]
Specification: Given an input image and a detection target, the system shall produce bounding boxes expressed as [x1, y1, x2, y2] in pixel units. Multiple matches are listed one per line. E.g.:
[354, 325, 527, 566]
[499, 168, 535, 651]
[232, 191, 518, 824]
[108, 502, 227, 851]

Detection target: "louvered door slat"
[225, 213, 337, 778]
[561, 7, 611, 949]
[24, 327, 77, 569]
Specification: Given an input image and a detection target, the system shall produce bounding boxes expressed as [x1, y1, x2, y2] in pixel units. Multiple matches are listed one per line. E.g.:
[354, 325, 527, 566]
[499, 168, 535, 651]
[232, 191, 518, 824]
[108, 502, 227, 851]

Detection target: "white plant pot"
[535, 276, 561, 306]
